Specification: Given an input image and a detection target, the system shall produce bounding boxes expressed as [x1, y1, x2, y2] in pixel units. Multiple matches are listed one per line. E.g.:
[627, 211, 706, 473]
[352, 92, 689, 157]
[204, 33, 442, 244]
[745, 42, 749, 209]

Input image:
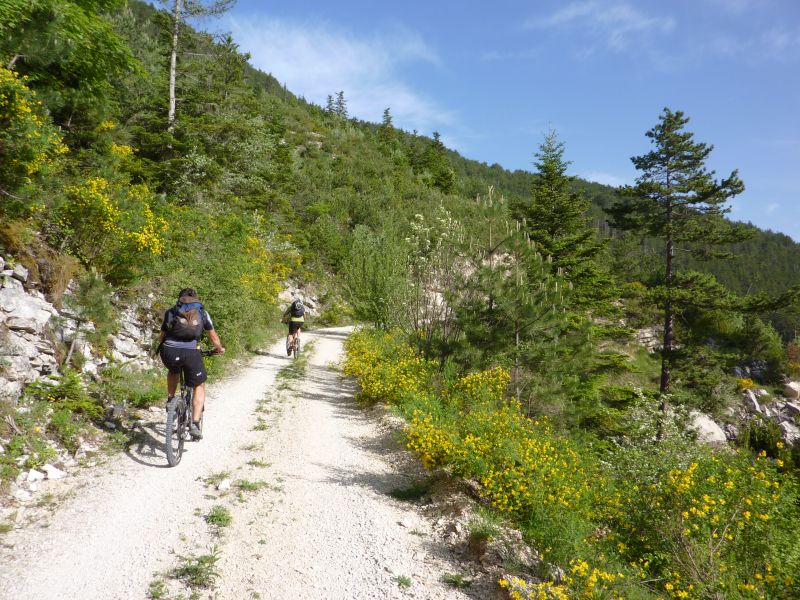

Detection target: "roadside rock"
[13, 488, 32, 503]
[744, 390, 762, 414]
[779, 421, 800, 445]
[42, 464, 67, 480]
[26, 469, 45, 483]
[11, 264, 29, 283]
[483, 528, 540, 572]
[278, 285, 320, 316]
[634, 327, 661, 352]
[0, 259, 158, 406]
[690, 411, 727, 445]
[784, 401, 800, 418]
[110, 335, 141, 358]
[0, 377, 23, 400]
[217, 479, 232, 491]
[784, 381, 800, 400]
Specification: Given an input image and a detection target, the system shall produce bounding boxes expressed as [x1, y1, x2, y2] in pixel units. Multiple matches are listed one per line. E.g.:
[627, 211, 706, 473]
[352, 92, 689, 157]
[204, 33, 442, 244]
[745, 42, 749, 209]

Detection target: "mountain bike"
[165, 350, 217, 467]
[285, 331, 301, 359]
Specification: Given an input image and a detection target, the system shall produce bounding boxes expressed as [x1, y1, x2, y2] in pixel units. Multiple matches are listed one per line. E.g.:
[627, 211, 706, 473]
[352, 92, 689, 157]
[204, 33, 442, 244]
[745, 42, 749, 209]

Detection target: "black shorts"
[159, 346, 208, 387]
[288, 321, 303, 334]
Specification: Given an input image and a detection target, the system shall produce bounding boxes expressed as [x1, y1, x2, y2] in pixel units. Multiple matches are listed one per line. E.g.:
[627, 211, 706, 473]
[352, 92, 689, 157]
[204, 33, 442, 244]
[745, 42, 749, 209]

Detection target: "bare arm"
[208, 329, 225, 354]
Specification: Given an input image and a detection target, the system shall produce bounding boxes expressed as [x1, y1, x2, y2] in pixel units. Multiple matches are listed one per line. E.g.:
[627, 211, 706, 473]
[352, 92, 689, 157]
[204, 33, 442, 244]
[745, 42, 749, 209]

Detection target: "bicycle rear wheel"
[165, 397, 186, 467]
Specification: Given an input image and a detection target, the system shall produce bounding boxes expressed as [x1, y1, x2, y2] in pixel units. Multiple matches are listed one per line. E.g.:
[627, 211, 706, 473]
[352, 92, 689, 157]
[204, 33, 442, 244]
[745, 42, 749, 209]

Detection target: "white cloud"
[581, 171, 627, 187]
[766, 202, 779, 215]
[702, 0, 771, 16]
[762, 26, 800, 57]
[226, 15, 455, 133]
[525, 1, 676, 51]
[705, 25, 800, 62]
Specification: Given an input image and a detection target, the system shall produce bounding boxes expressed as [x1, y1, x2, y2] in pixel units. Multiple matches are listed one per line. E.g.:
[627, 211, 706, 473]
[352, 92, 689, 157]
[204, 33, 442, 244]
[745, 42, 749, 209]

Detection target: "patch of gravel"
[0, 327, 499, 599]
[0, 336, 291, 599]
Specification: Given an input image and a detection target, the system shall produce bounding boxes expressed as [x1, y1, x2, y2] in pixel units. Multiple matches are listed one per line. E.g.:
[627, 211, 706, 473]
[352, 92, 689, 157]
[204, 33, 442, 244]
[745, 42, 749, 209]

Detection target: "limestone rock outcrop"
[0, 255, 157, 403]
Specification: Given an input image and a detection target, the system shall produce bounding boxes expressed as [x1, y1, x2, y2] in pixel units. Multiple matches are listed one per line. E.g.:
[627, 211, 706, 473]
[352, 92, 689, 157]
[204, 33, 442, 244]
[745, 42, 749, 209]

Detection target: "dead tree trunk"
[167, 0, 183, 133]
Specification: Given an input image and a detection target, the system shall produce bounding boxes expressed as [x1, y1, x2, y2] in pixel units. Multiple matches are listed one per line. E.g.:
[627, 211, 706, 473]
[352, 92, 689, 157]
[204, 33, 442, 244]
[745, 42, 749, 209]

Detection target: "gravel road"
[0, 327, 479, 600]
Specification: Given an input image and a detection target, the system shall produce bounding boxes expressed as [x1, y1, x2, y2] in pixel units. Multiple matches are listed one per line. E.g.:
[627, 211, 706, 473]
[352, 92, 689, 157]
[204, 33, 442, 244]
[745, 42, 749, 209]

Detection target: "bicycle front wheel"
[165, 397, 186, 467]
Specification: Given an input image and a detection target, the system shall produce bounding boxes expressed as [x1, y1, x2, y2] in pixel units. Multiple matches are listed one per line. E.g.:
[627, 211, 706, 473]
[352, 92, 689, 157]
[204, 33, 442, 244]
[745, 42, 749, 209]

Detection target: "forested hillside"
[3, 0, 798, 337]
[3, 1, 800, 598]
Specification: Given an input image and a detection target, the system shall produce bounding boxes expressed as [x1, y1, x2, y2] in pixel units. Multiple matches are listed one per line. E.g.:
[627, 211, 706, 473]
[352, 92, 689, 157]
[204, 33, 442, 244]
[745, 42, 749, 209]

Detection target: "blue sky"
[216, 0, 800, 240]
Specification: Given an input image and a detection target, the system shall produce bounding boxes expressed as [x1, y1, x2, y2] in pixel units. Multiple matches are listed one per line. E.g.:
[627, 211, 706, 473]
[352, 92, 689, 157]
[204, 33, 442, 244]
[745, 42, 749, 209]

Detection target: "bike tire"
[293, 340, 299, 359]
[165, 397, 185, 467]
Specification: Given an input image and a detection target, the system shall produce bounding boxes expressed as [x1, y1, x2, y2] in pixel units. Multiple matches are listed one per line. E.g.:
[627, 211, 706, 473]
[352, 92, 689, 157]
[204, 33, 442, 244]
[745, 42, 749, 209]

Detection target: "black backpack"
[168, 301, 205, 341]
[290, 299, 305, 317]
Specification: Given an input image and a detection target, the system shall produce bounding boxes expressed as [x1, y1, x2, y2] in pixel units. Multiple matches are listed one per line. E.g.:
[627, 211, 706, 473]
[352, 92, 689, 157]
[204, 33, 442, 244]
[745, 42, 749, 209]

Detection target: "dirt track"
[0, 327, 482, 600]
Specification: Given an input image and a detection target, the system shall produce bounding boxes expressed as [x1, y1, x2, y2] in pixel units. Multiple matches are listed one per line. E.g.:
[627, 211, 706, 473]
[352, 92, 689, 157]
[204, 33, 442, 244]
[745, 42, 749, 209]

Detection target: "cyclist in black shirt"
[158, 288, 224, 439]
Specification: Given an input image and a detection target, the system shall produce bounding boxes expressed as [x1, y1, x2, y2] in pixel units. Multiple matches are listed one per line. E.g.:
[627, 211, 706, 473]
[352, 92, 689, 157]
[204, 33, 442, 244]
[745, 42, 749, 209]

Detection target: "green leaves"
[342, 225, 410, 330]
[1, 0, 136, 142]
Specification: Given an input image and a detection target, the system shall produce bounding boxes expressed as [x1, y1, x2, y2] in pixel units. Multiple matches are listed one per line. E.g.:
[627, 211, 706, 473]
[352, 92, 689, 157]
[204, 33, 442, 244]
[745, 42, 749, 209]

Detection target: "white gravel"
[0, 327, 480, 600]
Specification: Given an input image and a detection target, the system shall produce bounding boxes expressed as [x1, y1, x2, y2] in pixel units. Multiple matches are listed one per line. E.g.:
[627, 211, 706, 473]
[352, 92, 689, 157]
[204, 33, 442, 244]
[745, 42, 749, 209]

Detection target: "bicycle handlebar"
[200, 350, 221, 357]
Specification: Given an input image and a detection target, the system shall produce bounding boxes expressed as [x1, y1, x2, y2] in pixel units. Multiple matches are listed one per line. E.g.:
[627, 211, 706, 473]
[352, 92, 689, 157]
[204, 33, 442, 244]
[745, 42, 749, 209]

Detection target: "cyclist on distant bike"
[158, 288, 225, 440]
[283, 298, 305, 356]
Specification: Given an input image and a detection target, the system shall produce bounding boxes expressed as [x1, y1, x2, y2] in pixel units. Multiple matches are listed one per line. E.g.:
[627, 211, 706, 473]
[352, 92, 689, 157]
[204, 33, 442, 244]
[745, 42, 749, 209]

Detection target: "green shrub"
[1, 371, 104, 482]
[740, 416, 784, 458]
[48, 409, 82, 453]
[0, 67, 66, 198]
[441, 573, 471, 588]
[606, 440, 800, 598]
[171, 548, 220, 589]
[155, 207, 295, 356]
[25, 370, 103, 419]
[204, 505, 232, 529]
[315, 295, 353, 326]
[345, 327, 800, 599]
[91, 366, 163, 409]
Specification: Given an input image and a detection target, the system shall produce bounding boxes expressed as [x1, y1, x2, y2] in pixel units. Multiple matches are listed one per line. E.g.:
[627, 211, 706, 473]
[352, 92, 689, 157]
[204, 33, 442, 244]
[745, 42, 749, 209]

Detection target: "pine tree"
[513, 130, 611, 310]
[609, 108, 745, 413]
[454, 190, 575, 413]
[163, 0, 234, 132]
[419, 132, 455, 193]
[334, 90, 348, 119]
[378, 107, 394, 146]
